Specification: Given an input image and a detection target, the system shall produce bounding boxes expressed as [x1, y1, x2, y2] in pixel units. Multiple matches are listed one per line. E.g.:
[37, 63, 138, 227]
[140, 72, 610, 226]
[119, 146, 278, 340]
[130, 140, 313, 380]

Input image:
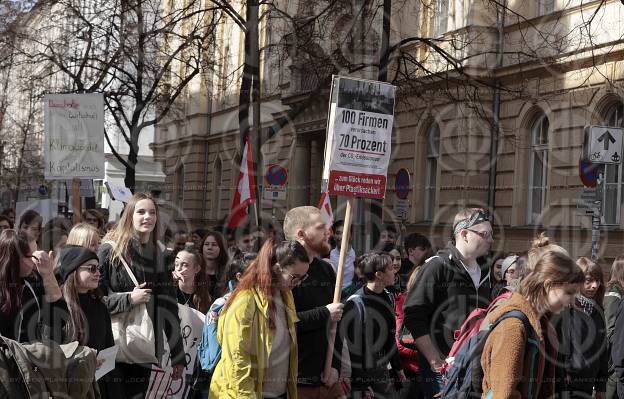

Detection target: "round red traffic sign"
[579, 159, 602, 188]
[265, 164, 288, 186]
[395, 168, 411, 199]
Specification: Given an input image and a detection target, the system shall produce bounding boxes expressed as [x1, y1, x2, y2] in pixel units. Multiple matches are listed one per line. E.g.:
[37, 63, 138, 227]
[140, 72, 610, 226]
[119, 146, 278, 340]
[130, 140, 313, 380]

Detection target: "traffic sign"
[576, 187, 601, 216]
[394, 199, 409, 220]
[584, 125, 623, 164]
[264, 164, 288, 186]
[395, 168, 411, 200]
[579, 159, 602, 188]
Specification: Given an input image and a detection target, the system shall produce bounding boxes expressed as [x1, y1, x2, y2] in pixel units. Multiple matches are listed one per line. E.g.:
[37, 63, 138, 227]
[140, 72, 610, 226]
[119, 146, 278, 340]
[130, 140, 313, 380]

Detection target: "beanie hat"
[500, 255, 519, 280]
[58, 245, 99, 284]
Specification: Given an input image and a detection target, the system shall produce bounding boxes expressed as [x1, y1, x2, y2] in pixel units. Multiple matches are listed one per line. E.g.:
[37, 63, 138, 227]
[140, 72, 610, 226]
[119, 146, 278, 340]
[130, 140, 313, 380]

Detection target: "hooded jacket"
[403, 244, 491, 356]
[209, 287, 299, 399]
[481, 293, 558, 399]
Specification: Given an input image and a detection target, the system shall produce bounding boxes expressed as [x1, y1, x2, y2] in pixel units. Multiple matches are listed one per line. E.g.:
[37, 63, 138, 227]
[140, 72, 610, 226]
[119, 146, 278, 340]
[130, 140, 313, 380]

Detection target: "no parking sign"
[263, 164, 288, 200]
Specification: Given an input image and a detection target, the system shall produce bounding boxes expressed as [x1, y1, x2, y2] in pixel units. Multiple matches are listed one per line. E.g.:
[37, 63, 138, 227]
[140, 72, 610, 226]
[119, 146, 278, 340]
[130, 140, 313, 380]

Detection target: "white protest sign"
[321, 76, 396, 199]
[105, 181, 133, 203]
[146, 305, 205, 399]
[44, 94, 105, 179]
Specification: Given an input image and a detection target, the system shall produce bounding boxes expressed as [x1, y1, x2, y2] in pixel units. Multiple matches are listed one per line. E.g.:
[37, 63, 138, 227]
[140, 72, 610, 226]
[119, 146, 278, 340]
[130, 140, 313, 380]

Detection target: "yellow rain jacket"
[208, 287, 299, 399]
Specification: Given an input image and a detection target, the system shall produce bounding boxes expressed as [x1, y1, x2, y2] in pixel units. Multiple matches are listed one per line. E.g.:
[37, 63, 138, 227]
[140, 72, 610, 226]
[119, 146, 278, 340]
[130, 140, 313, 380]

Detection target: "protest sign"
[320, 75, 396, 380]
[44, 94, 105, 179]
[322, 76, 396, 199]
[146, 305, 205, 399]
[105, 181, 133, 203]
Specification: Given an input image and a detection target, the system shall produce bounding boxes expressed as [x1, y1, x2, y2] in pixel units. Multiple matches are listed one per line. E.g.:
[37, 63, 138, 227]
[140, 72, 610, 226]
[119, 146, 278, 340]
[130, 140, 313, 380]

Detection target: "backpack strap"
[488, 310, 538, 399]
[347, 294, 374, 370]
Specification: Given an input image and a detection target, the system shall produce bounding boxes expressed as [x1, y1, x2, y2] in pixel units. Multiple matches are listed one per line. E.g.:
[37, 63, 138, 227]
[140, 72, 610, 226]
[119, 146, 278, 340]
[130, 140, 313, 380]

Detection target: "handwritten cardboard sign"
[44, 94, 105, 179]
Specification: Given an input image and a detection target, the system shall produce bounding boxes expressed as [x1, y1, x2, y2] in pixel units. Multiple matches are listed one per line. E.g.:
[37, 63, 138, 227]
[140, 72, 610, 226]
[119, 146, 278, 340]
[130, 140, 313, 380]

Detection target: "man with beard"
[403, 207, 494, 398]
[284, 206, 346, 399]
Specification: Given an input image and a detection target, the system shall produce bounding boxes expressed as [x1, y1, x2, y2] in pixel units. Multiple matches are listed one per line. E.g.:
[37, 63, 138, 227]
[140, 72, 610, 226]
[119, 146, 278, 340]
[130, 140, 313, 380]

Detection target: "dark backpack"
[441, 310, 538, 399]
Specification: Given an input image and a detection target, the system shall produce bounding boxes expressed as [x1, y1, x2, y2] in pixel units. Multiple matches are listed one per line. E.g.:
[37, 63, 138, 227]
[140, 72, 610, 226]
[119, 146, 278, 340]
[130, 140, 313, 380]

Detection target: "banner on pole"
[322, 76, 396, 199]
[44, 93, 105, 180]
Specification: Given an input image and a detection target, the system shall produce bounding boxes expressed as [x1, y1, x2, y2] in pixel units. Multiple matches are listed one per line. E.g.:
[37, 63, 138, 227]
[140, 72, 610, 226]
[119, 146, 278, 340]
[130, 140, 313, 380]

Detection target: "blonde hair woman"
[67, 223, 101, 252]
[98, 192, 184, 398]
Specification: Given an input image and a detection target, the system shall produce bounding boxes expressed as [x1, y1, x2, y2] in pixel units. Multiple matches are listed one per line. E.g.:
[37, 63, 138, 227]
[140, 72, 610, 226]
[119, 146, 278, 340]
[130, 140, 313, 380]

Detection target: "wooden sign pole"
[72, 178, 81, 225]
[323, 197, 354, 382]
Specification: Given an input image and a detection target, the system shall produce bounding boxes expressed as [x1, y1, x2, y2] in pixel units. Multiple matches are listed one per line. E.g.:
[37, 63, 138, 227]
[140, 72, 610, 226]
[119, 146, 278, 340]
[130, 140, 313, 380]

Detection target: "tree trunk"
[125, 128, 139, 193]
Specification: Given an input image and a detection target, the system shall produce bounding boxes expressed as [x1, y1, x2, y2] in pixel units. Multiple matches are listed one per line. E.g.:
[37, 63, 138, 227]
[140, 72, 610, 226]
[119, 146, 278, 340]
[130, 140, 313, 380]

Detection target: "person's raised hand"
[130, 282, 152, 305]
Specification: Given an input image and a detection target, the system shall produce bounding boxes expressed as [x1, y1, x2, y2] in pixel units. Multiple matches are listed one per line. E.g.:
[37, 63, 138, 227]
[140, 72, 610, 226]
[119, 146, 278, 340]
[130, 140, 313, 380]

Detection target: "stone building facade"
[153, 0, 624, 260]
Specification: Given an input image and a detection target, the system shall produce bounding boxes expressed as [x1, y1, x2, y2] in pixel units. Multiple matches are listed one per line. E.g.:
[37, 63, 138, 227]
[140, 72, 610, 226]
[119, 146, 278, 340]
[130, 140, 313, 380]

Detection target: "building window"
[528, 113, 549, 224]
[433, 0, 450, 36]
[425, 122, 440, 221]
[538, 0, 555, 16]
[176, 163, 185, 202]
[603, 102, 624, 225]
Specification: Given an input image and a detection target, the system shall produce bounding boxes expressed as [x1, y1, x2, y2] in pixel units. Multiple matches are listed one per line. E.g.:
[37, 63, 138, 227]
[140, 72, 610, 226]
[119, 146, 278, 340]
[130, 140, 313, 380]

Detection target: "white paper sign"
[44, 94, 105, 179]
[146, 305, 205, 399]
[106, 181, 133, 203]
[321, 76, 396, 199]
[95, 345, 119, 381]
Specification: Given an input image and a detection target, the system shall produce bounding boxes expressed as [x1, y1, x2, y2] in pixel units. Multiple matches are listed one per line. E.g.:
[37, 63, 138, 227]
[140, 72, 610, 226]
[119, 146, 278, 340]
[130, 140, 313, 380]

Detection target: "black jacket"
[98, 240, 184, 366]
[341, 286, 403, 390]
[291, 257, 341, 385]
[605, 285, 623, 346]
[402, 244, 491, 356]
[554, 300, 609, 394]
[610, 299, 624, 395]
[0, 273, 66, 343]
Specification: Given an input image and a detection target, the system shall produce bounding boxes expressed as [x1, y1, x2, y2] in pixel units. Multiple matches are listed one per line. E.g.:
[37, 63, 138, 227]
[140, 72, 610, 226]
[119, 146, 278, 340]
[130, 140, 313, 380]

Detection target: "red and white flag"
[317, 191, 334, 228]
[228, 137, 256, 229]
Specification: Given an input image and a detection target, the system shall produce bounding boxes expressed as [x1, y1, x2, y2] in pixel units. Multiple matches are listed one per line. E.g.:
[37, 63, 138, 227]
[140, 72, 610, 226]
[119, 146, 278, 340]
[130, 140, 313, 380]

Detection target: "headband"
[453, 210, 490, 236]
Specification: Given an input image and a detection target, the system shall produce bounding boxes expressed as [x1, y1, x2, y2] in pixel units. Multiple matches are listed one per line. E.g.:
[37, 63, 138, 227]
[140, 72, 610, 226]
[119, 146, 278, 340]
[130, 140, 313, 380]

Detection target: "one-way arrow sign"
[598, 130, 616, 151]
[584, 125, 624, 164]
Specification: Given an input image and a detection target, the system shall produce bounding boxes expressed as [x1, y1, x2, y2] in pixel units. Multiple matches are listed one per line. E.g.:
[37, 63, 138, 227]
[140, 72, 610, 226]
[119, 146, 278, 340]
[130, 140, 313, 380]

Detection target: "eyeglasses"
[79, 264, 102, 274]
[288, 273, 309, 284]
[465, 228, 494, 240]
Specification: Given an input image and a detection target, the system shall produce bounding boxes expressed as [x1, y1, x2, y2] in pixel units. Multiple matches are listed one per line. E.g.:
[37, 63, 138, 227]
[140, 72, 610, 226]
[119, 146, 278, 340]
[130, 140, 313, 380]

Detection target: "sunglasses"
[80, 264, 103, 274]
[465, 228, 494, 240]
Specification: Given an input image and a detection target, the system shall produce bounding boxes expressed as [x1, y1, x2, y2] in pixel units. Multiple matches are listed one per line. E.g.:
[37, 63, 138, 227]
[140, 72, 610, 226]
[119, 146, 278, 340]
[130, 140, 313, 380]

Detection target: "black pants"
[116, 362, 153, 399]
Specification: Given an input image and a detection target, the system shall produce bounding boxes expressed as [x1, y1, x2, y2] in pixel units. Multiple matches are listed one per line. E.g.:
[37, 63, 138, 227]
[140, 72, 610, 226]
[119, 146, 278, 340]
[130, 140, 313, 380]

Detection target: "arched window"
[603, 102, 624, 224]
[425, 122, 440, 221]
[528, 113, 549, 224]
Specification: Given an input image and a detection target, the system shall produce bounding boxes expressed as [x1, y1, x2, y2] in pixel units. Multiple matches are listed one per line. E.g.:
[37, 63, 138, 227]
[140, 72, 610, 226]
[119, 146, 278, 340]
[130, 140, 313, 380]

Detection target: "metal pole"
[592, 172, 603, 261]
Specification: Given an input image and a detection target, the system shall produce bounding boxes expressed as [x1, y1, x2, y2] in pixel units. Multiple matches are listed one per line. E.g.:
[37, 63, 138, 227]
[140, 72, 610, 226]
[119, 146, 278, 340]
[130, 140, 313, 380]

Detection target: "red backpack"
[440, 290, 512, 375]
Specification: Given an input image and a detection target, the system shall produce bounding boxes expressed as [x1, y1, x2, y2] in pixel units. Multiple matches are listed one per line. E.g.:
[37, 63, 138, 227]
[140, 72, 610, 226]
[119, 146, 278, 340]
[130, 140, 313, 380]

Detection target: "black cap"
[58, 245, 99, 284]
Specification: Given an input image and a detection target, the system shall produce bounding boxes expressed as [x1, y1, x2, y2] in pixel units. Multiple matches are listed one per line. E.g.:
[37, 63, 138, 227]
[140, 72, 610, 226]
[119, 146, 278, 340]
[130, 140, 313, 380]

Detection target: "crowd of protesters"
[3, 198, 624, 399]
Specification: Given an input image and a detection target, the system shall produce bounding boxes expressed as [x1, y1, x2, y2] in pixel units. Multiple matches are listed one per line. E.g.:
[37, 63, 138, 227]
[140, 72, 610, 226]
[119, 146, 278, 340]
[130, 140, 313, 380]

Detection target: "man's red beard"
[304, 236, 331, 255]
